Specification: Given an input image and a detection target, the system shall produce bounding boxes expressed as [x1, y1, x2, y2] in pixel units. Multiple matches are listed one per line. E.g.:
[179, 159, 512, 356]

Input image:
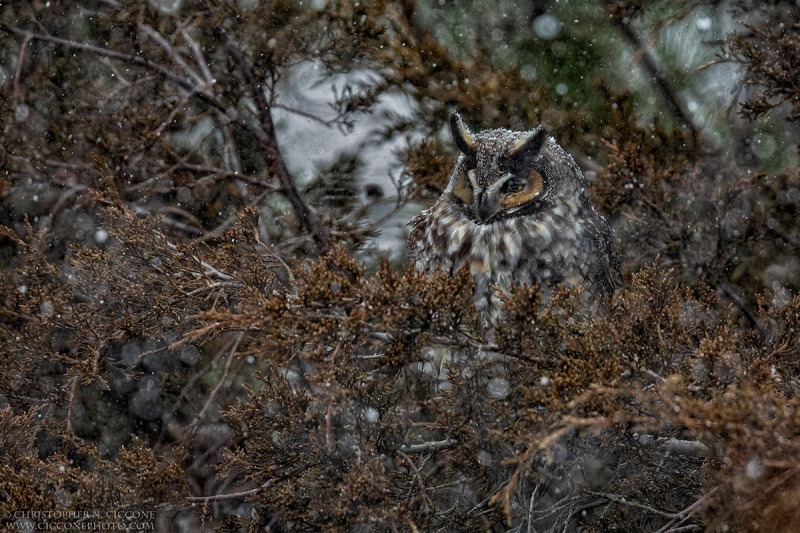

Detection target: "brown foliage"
[1, 0, 799, 531]
[594, 138, 800, 304]
[729, 23, 800, 121]
[2, 179, 799, 531]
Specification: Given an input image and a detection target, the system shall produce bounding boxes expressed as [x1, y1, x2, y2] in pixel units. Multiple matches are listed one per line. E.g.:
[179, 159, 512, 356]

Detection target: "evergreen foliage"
[1, 0, 799, 530]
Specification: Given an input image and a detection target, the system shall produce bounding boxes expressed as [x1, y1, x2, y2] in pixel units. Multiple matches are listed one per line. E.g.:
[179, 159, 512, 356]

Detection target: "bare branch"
[207, 22, 331, 252]
[603, 2, 703, 147]
[636, 434, 712, 457]
[164, 241, 236, 282]
[186, 480, 274, 503]
[654, 488, 718, 533]
[139, 23, 205, 87]
[1, 24, 326, 249]
[399, 438, 459, 454]
[584, 490, 681, 519]
[12, 31, 32, 100]
[182, 331, 244, 437]
[181, 28, 214, 84]
[272, 103, 348, 128]
[0, 25, 230, 116]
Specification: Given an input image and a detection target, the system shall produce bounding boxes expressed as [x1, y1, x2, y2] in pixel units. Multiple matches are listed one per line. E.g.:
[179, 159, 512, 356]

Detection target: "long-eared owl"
[407, 111, 619, 320]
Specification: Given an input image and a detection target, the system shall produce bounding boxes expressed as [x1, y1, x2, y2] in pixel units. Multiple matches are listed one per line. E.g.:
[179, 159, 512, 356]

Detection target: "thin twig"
[183, 331, 244, 436]
[2, 23, 326, 248]
[186, 480, 274, 503]
[654, 488, 717, 533]
[181, 28, 214, 84]
[65, 376, 79, 435]
[399, 438, 459, 454]
[0, 25, 229, 115]
[44, 184, 90, 229]
[603, 2, 703, 147]
[206, 19, 331, 252]
[584, 490, 681, 519]
[164, 241, 236, 281]
[636, 434, 711, 457]
[272, 103, 342, 126]
[139, 23, 205, 86]
[152, 90, 195, 139]
[715, 281, 767, 340]
[329, 193, 408, 239]
[527, 483, 540, 533]
[12, 32, 32, 100]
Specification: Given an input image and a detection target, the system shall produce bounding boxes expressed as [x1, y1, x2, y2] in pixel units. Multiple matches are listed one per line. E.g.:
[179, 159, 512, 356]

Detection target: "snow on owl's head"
[446, 111, 585, 225]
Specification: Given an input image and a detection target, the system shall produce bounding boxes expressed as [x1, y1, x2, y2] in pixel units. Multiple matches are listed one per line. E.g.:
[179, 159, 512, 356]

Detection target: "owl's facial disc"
[497, 169, 545, 216]
[476, 170, 545, 223]
[453, 167, 545, 223]
[453, 167, 475, 207]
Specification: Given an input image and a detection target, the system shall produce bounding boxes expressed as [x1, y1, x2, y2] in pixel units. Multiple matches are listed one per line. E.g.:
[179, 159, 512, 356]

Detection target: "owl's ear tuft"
[449, 111, 476, 157]
[508, 127, 550, 160]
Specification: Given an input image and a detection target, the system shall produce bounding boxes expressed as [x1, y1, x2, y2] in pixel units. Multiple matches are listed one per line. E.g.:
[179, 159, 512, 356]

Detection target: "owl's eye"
[502, 179, 526, 194]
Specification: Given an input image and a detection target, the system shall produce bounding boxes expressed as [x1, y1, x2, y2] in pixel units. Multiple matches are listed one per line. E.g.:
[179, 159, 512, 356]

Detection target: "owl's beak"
[475, 192, 498, 223]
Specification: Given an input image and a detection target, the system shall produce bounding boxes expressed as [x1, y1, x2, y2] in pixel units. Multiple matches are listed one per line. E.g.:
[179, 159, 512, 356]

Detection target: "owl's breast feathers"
[407, 192, 618, 313]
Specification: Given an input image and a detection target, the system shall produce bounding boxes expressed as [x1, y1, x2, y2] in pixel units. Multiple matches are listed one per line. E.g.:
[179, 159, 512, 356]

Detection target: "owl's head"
[445, 111, 581, 224]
